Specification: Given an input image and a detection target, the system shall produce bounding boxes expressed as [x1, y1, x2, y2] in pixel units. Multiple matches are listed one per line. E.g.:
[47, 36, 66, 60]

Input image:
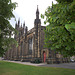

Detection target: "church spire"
[23, 21, 25, 28]
[36, 5, 39, 19]
[23, 21, 25, 33]
[18, 18, 20, 27]
[34, 5, 41, 26]
[36, 5, 39, 13]
[15, 22, 17, 29]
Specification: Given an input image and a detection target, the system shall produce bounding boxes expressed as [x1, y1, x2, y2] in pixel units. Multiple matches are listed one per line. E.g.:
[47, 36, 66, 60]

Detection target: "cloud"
[11, 0, 57, 30]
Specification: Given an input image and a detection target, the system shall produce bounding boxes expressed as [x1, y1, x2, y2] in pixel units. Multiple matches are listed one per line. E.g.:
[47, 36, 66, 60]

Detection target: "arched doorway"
[43, 51, 46, 63]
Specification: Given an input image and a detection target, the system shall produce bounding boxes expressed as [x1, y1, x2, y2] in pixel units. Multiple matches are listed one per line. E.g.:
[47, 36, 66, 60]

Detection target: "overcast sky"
[11, 0, 57, 30]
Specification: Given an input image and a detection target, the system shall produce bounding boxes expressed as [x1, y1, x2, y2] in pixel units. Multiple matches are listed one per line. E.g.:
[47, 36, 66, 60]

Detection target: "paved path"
[3, 60, 75, 69]
[39, 63, 75, 69]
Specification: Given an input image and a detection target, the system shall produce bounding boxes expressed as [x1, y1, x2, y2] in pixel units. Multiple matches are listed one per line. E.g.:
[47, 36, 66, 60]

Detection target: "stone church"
[4, 6, 70, 63]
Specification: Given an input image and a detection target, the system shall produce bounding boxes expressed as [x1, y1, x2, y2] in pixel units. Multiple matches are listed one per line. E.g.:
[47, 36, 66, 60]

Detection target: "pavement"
[2, 60, 75, 69]
[39, 63, 75, 69]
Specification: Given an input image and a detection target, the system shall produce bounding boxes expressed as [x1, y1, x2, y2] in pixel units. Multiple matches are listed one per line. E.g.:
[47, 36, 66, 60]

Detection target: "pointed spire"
[15, 22, 17, 29]
[18, 18, 20, 27]
[23, 21, 25, 28]
[36, 5, 39, 14]
[36, 5, 39, 19]
[21, 23, 22, 28]
[25, 26, 28, 34]
[36, 5, 39, 13]
[26, 26, 28, 31]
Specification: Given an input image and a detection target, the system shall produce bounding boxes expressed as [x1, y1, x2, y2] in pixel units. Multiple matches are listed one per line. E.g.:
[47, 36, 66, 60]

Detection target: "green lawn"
[0, 61, 75, 75]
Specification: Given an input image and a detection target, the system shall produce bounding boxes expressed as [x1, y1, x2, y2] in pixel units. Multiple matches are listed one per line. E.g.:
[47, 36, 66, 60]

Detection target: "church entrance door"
[43, 51, 46, 63]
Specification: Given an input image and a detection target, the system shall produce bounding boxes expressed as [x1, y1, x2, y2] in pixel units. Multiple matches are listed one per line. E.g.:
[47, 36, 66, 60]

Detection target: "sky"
[11, 0, 57, 30]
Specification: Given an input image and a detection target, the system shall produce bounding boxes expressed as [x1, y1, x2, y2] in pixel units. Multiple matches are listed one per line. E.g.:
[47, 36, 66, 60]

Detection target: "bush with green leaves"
[0, 0, 17, 56]
[41, 0, 75, 57]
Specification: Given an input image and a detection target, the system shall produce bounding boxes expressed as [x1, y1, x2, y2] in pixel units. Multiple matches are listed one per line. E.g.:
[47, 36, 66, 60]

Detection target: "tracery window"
[20, 42, 23, 56]
[28, 38, 33, 54]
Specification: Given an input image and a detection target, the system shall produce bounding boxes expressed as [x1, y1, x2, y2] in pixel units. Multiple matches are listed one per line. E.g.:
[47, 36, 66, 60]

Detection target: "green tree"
[0, 0, 17, 56]
[41, 0, 75, 57]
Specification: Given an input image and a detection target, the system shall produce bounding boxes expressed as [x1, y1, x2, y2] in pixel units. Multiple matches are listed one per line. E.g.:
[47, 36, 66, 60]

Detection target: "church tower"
[34, 5, 41, 35]
[34, 5, 41, 58]
[34, 5, 41, 27]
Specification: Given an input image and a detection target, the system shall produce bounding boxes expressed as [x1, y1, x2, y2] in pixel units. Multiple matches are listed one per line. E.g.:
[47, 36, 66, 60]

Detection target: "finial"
[26, 26, 28, 31]
[37, 5, 38, 8]
[37, 5, 39, 12]
[21, 23, 22, 28]
[36, 5, 39, 19]
[15, 21, 17, 28]
[23, 21, 25, 28]
[18, 18, 20, 23]
[18, 18, 20, 27]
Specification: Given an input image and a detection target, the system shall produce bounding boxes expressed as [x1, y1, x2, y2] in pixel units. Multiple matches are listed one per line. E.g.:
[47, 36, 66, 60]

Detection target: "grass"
[0, 61, 75, 75]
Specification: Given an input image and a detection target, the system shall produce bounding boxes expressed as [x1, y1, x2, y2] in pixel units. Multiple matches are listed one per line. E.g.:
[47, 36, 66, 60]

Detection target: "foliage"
[41, 0, 75, 57]
[0, 0, 17, 56]
[0, 61, 75, 75]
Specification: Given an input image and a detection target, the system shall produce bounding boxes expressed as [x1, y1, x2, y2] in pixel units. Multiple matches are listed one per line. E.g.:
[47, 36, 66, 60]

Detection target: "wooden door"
[43, 51, 46, 63]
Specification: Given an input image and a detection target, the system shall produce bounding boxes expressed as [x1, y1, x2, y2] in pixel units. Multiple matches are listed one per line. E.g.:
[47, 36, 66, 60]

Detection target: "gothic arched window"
[28, 38, 33, 55]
